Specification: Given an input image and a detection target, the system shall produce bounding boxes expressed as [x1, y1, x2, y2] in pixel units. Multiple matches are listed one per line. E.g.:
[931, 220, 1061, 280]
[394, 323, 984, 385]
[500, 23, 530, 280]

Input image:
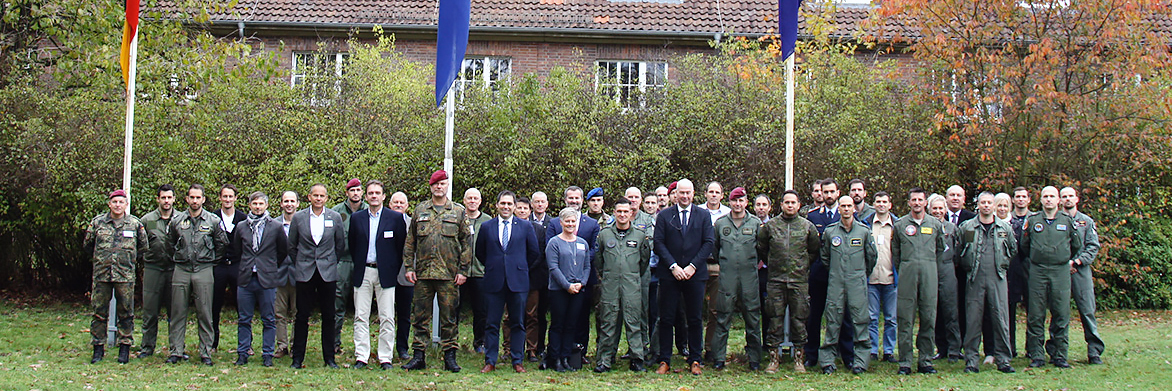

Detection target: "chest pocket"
[440, 215, 460, 237]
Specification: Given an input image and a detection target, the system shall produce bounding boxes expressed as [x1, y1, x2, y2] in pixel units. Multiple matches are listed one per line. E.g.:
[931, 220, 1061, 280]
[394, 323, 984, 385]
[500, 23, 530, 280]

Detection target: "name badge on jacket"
[122, 230, 135, 238]
[383, 231, 394, 238]
[325, 220, 334, 228]
[576, 243, 586, 251]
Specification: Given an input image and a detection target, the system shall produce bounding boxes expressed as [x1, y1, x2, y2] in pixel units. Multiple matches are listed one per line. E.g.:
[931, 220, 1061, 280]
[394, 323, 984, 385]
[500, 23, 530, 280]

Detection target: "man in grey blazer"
[231, 192, 288, 367]
[287, 184, 347, 369]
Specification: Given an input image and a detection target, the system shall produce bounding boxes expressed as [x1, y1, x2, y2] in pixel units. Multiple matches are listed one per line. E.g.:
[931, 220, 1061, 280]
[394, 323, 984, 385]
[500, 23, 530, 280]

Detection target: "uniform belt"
[366, 263, 378, 268]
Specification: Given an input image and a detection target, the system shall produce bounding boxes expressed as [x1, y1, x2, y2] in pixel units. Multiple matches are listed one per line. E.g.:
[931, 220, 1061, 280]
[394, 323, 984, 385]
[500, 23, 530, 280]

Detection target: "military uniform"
[891, 215, 945, 370]
[167, 210, 229, 360]
[404, 199, 473, 352]
[330, 201, 366, 352]
[1021, 212, 1082, 365]
[756, 214, 819, 370]
[588, 211, 614, 228]
[139, 209, 173, 356]
[958, 217, 1017, 369]
[935, 219, 963, 360]
[593, 223, 652, 368]
[1058, 211, 1103, 361]
[710, 214, 763, 366]
[818, 221, 877, 370]
[85, 212, 149, 347]
[631, 210, 656, 355]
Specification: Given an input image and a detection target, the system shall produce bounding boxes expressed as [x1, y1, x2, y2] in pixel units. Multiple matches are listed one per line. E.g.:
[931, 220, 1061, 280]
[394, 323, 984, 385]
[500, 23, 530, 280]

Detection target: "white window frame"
[454, 56, 512, 102]
[595, 60, 668, 107]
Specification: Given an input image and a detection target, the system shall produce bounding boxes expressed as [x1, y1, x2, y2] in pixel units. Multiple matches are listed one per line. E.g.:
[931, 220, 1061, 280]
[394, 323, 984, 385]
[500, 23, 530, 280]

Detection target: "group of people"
[83, 172, 1102, 377]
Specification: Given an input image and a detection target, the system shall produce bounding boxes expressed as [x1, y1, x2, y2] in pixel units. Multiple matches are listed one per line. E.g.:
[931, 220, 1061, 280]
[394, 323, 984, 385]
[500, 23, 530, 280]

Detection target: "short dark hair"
[565, 186, 583, 198]
[516, 197, 531, 205]
[365, 179, 385, 193]
[497, 190, 516, 203]
[248, 191, 268, 203]
[158, 184, 175, 196]
[754, 194, 771, 204]
[220, 184, 238, 197]
[873, 191, 891, 200]
[188, 184, 205, 196]
[908, 187, 927, 198]
[1012, 186, 1028, 194]
[821, 179, 838, 189]
[309, 183, 327, 193]
[782, 189, 800, 200]
[811, 179, 824, 189]
[614, 198, 631, 207]
[848, 178, 865, 188]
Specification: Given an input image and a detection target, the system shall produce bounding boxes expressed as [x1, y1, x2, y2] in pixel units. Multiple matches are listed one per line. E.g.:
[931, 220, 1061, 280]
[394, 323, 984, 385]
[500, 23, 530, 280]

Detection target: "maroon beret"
[346, 178, 362, 189]
[109, 189, 127, 199]
[667, 181, 678, 193]
[429, 170, 449, 185]
[729, 187, 747, 200]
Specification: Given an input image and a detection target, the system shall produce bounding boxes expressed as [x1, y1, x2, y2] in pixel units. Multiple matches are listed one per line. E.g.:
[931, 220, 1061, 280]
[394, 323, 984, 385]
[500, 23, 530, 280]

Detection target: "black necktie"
[681, 209, 689, 232]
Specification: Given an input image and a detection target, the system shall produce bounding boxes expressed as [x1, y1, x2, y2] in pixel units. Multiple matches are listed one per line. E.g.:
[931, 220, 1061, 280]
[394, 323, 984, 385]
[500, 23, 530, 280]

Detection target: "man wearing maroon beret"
[330, 178, 367, 355]
[85, 190, 149, 364]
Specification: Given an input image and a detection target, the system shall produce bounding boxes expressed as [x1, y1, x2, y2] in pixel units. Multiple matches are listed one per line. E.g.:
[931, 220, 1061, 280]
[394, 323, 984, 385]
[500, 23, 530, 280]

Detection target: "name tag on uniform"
[325, 220, 334, 228]
[576, 243, 586, 251]
[998, 232, 1008, 238]
[122, 230, 135, 238]
[850, 238, 862, 247]
[920, 227, 933, 235]
[626, 240, 638, 248]
[383, 231, 394, 238]
[198, 224, 210, 233]
[742, 228, 753, 235]
[1056, 224, 1067, 231]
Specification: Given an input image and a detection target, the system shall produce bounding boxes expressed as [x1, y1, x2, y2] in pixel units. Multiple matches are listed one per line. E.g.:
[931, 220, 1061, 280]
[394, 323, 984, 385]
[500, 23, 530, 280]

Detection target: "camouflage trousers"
[91, 281, 135, 346]
[765, 281, 809, 348]
[411, 279, 460, 351]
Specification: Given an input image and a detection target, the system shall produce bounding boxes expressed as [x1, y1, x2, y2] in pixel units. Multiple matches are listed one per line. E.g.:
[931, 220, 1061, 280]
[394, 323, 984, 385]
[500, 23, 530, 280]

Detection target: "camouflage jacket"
[167, 209, 229, 270]
[139, 209, 174, 269]
[755, 215, 820, 283]
[84, 213, 149, 283]
[465, 211, 493, 278]
[404, 199, 473, 280]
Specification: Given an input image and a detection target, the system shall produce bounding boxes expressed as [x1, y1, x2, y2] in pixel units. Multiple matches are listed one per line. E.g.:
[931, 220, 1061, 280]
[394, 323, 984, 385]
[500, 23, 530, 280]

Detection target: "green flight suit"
[818, 221, 877, 370]
[756, 215, 819, 349]
[330, 201, 365, 351]
[84, 212, 149, 347]
[166, 209, 228, 359]
[891, 215, 946, 369]
[1021, 212, 1082, 363]
[958, 217, 1017, 368]
[632, 210, 656, 353]
[593, 224, 651, 367]
[711, 214, 764, 364]
[404, 199, 473, 352]
[1054, 211, 1103, 360]
[139, 209, 174, 355]
[935, 219, 962, 358]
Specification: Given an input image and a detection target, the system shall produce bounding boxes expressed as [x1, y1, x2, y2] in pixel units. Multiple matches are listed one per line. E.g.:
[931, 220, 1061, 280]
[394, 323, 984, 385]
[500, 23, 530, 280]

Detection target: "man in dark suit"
[347, 180, 408, 370]
[230, 191, 288, 367]
[213, 184, 247, 351]
[476, 191, 541, 373]
[544, 186, 601, 365]
[287, 183, 347, 369]
[652, 179, 715, 376]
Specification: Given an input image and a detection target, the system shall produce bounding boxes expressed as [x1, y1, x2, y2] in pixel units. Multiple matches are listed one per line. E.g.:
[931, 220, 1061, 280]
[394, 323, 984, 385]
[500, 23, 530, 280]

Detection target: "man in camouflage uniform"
[592, 198, 652, 373]
[166, 184, 229, 366]
[710, 187, 763, 371]
[757, 190, 819, 374]
[891, 188, 946, 375]
[1022, 186, 1082, 369]
[331, 178, 366, 355]
[586, 187, 614, 227]
[138, 184, 176, 358]
[85, 189, 149, 364]
[818, 196, 876, 374]
[402, 170, 473, 372]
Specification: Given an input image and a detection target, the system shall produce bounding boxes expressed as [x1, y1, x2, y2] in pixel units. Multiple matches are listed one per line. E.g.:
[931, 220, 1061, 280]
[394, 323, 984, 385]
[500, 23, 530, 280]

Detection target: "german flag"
[120, 0, 140, 89]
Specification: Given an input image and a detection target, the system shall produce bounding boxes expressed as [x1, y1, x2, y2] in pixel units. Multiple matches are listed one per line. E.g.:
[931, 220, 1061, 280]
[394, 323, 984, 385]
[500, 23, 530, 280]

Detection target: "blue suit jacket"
[546, 213, 601, 284]
[348, 207, 408, 288]
[476, 217, 541, 293]
[653, 204, 715, 281]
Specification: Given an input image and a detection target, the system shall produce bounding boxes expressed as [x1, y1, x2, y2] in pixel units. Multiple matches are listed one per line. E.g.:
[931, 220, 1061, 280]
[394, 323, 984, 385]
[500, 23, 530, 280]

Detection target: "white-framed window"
[595, 60, 667, 106]
[454, 56, 511, 101]
[167, 74, 199, 101]
[291, 52, 349, 105]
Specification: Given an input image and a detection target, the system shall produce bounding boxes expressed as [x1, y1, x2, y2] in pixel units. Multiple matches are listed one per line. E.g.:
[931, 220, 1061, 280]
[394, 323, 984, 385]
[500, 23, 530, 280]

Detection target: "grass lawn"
[1, 295, 1170, 390]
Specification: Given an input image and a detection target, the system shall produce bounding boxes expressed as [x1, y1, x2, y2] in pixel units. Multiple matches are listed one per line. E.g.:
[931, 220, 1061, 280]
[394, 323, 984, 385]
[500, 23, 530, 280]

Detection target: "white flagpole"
[433, 83, 455, 344]
[784, 55, 795, 191]
[110, 30, 138, 346]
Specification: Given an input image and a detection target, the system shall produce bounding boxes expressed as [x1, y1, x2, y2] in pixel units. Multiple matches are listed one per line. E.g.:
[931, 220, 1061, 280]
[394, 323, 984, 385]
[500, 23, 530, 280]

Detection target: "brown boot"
[793, 350, 807, 373]
[765, 350, 781, 374]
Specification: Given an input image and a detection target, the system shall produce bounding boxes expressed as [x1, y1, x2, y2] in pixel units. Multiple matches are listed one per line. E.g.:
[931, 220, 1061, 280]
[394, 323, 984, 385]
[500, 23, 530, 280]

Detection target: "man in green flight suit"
[138, 184, 176, 359]
[710, 187, 763, 371]
[1056, 186, 1103, 365]
[891, 187, 946, 375]
[85, 189, 149, 364]
[1022, 186, 1082, 369]
[818, 195, 876, 374]
[166, 184, 229, 366]
[957, 192, 1017, 374]
[593, 198, 652, 373]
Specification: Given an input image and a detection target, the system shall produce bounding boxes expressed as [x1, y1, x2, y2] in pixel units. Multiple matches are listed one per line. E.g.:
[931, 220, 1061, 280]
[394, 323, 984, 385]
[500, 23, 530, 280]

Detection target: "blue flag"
[435, 0, 472, 107]
[779, 0, 801, 60]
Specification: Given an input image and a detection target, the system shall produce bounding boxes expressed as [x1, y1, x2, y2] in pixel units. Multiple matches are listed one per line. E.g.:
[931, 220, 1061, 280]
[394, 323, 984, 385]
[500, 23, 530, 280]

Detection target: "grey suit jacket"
[287, 207, 347, 283]
[231, 216, 289, 289]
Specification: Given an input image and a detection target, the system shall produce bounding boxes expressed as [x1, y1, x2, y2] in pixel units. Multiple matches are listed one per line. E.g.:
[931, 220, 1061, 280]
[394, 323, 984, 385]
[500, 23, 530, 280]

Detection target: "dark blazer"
[952, 209, 977, 225]
[214, 208, 248, 264]
[546, 213, 601, 285]
[653, 204, 715, 281]
[806, 205, 840, 235]
[229, 216, 288, 289]
[287, 207, 347, 283]
[528, 214, 551, 291]
[476, 217, 541, 293]
[348, 207, 408, 289]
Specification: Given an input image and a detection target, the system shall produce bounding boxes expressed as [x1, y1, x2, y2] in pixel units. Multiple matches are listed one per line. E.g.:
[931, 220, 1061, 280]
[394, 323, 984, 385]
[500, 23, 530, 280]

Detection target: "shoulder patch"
[831, 236, 842, 247]
[905, 225, 917, 236]
[1034, 223, 1044, 232]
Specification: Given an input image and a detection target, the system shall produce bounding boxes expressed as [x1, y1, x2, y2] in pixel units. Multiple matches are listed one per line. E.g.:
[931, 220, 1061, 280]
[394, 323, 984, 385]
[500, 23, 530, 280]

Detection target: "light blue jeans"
[868, 283, 897, 355]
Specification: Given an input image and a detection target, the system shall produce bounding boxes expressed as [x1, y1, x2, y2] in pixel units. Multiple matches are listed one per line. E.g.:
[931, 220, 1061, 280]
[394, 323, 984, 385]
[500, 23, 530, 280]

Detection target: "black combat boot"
[91, 345, 105, 364]
[117, 345, 130, 364]
[443, 349, 461, 372]
[401, 350, 426, 370]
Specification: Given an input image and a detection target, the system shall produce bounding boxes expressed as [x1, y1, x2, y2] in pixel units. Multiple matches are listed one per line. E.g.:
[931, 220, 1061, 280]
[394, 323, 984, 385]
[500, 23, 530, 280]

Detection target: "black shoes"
[593, 364, 611, 373]
[165, 355, 184, 364]
[442, 349, 461, 372]
[235, 354, 248, 366]
[290, 360, 304, 369]
[948, 354, 963, 364]
[851, 366, 865, 375]
[964, 366, 979, 373]
[712, 361, 725, 370]
[91, 345, 105, 364]
[883, 354, 898, 363]
[822, 365, 836, 374]
[917, 365, 937, 374]
[402, 350, 426, 370]
[201, 357, 214, 366]
[1053, 358, 1071, 368]
[1088, 356, 1103, 365]
[137, 351, 153, 359]
[354, 361, 367, 369]
[262, 355, 274, 367]
[554, 357, 569, 373]
[1029, 359, 1046, 368]
[748, 362, 760, 371]
[117, 345, 130, 364]
[325, 360, 340, 369]
[380, 362, 393, 370]
[897, 366, 913, 375]
[630, 360, 646, 372]
[998, 364, 1016, 373]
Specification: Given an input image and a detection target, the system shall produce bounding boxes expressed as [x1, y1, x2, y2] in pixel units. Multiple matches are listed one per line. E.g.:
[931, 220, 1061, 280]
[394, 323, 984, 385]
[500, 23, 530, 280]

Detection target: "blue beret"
[586, 187, 604, 199]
